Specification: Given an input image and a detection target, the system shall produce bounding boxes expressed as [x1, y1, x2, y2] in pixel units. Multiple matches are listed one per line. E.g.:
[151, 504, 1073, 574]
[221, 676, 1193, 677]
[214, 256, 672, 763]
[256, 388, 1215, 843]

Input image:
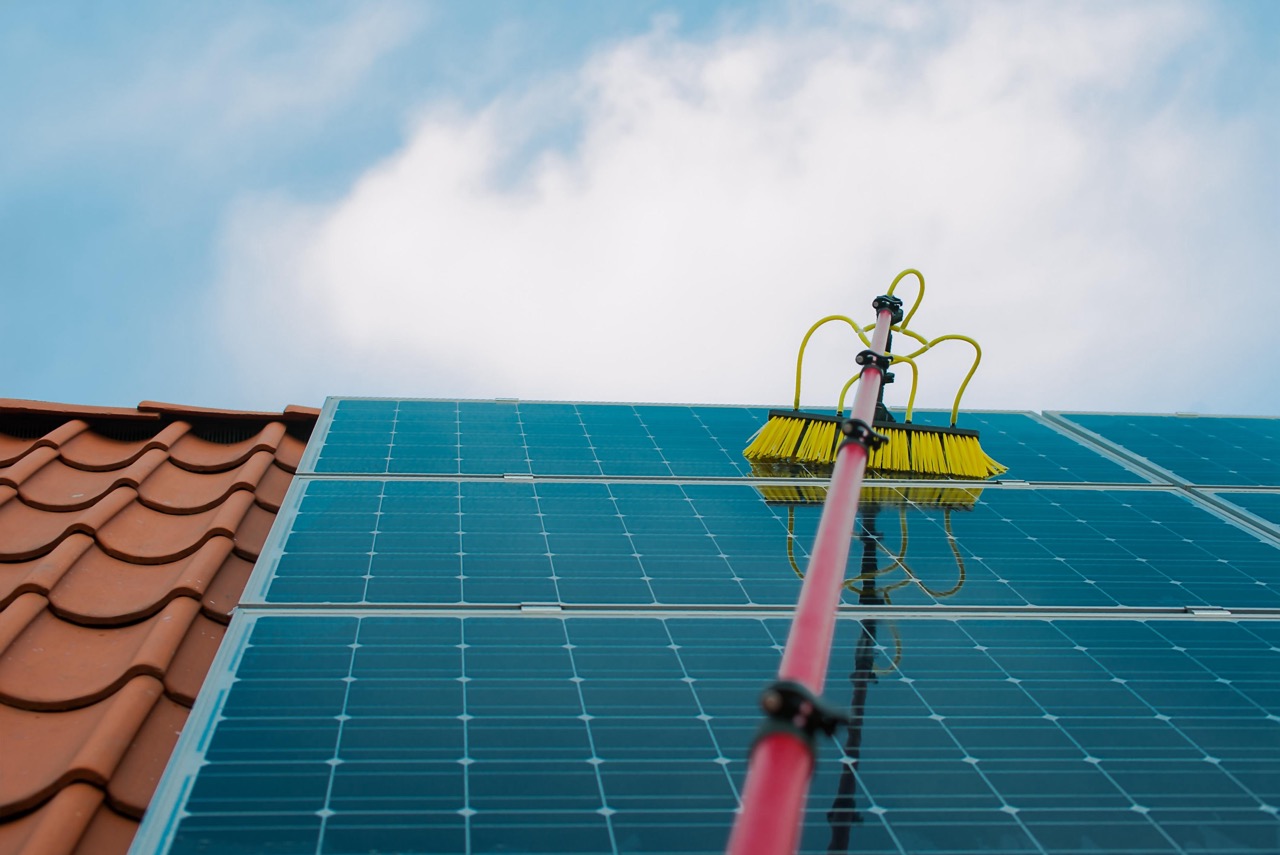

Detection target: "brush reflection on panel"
[762, 484, 978, 606]
[757, 485, 975, 852]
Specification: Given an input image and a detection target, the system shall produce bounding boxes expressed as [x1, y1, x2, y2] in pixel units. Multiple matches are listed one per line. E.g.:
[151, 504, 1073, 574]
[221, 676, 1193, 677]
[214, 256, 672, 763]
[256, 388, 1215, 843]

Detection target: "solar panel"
[154, 614, 1280, 855]
[307, 401, 1144, 484]
[135, 399, 1280, 855]
[1054, 413, 1280, 487]
[252, 479, 1280, 610]
[1214, 492, 1280, 532]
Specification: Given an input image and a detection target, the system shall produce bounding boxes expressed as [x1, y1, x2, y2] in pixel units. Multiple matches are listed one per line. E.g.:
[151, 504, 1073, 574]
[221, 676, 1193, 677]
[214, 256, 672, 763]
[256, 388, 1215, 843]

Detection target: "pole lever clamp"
[840, 418, 888, 451]
[871, 294, 904, 324]
[855, 350, 892, 372]
[750, 680, 851, 760]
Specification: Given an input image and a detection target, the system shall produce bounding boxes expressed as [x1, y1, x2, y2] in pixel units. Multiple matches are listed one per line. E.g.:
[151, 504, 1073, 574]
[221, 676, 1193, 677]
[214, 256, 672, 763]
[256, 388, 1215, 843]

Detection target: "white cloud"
[217, 0, 1279, 417]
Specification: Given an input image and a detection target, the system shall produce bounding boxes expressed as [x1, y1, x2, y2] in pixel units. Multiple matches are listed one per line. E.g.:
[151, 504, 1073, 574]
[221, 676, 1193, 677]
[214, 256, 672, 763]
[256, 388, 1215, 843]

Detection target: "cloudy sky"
[3, 1, 1277, 418]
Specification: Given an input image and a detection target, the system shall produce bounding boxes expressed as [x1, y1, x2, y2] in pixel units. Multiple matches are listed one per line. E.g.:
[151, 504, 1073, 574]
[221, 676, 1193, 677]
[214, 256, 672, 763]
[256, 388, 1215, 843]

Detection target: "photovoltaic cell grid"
[1056, 414, 1280, 487]
[166, 615, 1280, 855]
[308, 400, 1143, 484]
[257, 480, 1280, 610]
[1216, 492, 1280, 531]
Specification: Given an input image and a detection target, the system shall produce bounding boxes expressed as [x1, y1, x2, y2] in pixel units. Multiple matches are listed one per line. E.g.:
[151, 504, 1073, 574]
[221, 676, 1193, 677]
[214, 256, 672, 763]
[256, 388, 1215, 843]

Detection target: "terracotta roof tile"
[105, 696, 189, 817]
[0, 676, 163, 816]
[253, 459, 293, 512]
[71, 805, 138, 855]
[48, 538, 236, 625]
[0, 535, 94, 610]
[0, 421, 90, 468]
[200, 551, 254, 622]
[168, 422, 286, 472]
[12, 449, 167, 511]
[275, 431, 308, 473]
[57, 422, 191, 472]
[0, 784, 104, 855]
[162, 614, 227, 706]
[97, 490, 256, 564]
[0, 487, 135, 562]
[136, 450, 276, 513]
[0, 595, 200, 710]
[0, 399, 317, 855]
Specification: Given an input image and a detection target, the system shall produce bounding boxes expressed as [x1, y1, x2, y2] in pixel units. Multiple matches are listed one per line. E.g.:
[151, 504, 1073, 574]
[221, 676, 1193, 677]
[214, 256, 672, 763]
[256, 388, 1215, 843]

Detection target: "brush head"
[743, 410, 1006, 479]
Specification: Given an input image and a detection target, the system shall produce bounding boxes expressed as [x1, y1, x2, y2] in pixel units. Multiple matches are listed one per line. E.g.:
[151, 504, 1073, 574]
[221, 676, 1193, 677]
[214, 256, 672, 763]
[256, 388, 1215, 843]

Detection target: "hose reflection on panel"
[757, 483, 980, 852]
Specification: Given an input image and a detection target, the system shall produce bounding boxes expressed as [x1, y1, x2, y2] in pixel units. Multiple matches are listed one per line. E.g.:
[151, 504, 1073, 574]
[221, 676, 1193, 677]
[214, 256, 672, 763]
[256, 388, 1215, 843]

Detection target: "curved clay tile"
[163, 614, 226, 706]
[168, 422, 286, 473]
[16, 449, 167, 512]
[0, 445, 59, 489]
[0, 593, 46, 654]
[233, 501, 276, 560]
[136, 450, 274, 514]
[0, 782, 104, 855]
[0, 535, 95, 610]
[0, 675, 162, 816]
[57, 423, 190, 473]
[71, 804, 138, 855]
[106, 695, 188, 818]
[48, 538, 236, 626]
[201, 551, 253, 622]
[0, 488, 135, 562]
[254, 460, 293, 512]
[274, 431, 307, 473]
[95, 490, 255, 565]
[0, 595, 200, 710]
[0, 421, 90, 468]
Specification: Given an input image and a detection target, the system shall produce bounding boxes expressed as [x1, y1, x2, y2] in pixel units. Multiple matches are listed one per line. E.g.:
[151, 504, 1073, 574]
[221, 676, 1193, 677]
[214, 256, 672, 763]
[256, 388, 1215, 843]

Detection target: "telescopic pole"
[725, 295, 901, 855]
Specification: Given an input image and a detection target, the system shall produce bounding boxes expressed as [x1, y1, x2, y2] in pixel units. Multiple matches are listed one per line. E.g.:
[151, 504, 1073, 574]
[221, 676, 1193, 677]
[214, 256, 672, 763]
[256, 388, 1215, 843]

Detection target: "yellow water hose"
[789, 270, 984, 426]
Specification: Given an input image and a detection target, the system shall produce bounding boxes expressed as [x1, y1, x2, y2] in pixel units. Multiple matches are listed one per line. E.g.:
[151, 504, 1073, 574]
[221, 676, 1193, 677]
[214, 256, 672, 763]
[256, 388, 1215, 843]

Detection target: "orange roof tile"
[0, 399, 316, 855]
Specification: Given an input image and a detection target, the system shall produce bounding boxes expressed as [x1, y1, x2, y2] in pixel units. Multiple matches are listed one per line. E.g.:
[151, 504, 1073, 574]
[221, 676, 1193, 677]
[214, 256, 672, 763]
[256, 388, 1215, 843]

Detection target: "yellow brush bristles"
[744, 414, 1007, 479]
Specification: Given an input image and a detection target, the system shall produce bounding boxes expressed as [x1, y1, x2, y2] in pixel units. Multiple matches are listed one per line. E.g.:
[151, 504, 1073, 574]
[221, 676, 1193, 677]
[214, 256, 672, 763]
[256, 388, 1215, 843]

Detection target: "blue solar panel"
[253, 479, 1280, 610]
[308, 400, 1144, 483]
[907, 411, 1145, 483]
[136, 399, 1280, 855]
[157, 615, 1280, 855]
[312, 400, 767, 478]
[1055, 413, 1280, 487]
[1216, 492, 1280, 531]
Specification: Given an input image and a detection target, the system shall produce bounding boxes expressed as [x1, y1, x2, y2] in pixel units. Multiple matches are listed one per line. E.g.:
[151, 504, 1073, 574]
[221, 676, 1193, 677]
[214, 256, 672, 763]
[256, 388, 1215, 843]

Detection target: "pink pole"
[726, 305, 895, 855]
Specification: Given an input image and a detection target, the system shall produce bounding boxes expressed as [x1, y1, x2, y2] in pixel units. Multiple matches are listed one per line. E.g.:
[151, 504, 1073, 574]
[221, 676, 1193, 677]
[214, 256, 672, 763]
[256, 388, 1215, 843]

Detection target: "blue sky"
[2, 1, 1277, 417]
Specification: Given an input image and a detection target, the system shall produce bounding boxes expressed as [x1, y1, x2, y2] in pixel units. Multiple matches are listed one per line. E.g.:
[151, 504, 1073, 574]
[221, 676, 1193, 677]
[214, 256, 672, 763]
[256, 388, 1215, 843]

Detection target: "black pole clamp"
[855, 350, 892, 372]
[871, 294, 904, 324]
[751, 680, 851, 760]
[840, 418, 888, 451]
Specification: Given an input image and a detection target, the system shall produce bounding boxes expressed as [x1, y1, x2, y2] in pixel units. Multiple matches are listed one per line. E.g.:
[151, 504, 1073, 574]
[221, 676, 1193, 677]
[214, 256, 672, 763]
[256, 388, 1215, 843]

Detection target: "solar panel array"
[137, 400, 1280, 855]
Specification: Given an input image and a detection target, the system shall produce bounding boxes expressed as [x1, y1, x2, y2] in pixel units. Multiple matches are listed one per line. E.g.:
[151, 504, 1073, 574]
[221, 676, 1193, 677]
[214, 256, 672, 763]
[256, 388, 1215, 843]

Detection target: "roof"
[0, 399, 318, 855]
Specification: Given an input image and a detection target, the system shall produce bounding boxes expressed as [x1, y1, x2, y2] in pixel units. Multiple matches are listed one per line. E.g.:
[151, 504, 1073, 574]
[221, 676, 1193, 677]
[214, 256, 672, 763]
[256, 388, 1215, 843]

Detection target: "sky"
[2, 0, 1277, 419]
